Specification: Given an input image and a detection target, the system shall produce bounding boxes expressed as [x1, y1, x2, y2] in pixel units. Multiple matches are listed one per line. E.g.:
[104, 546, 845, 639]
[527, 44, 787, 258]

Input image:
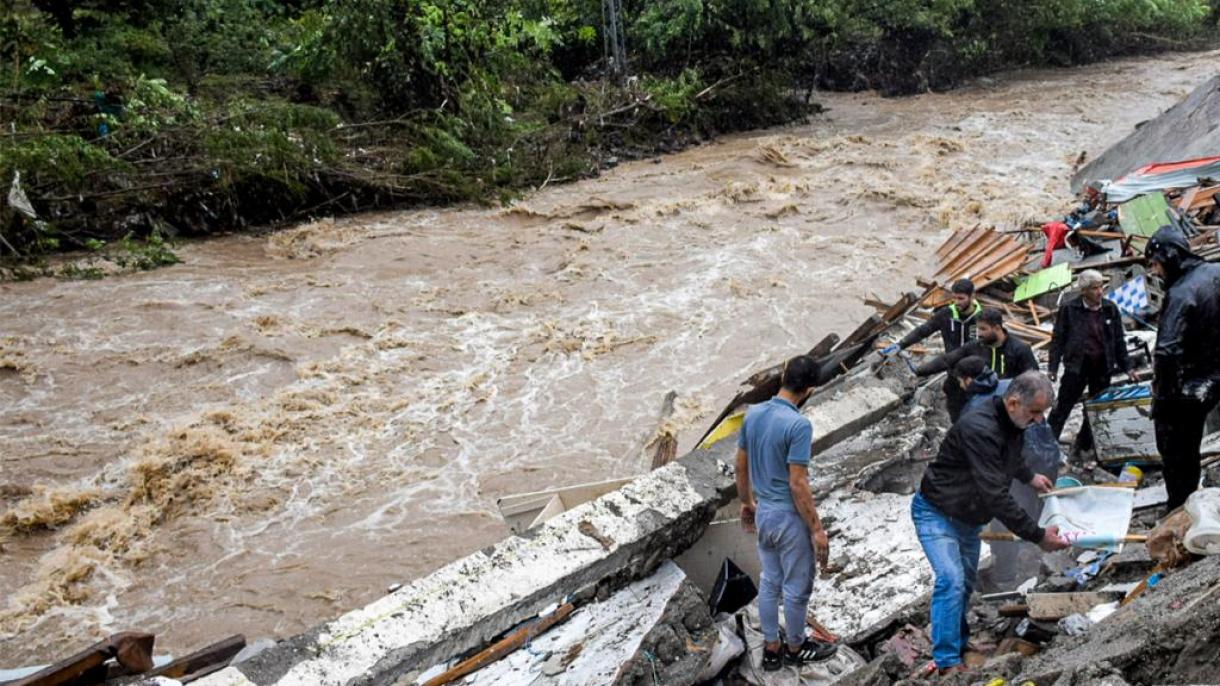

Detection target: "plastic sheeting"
[1101, 156, 1220, 204]
[735, 603, 867, 686]
[1038, 486, 1135, 552]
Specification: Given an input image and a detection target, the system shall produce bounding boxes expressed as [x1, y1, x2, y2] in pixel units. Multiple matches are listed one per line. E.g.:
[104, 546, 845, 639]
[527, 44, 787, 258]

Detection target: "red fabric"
[1126, 156, 1220, 177]
[1041, 221, 1070, 269]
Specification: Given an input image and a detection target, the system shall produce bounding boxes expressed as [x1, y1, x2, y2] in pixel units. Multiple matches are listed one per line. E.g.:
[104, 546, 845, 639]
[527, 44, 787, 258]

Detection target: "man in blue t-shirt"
[736, 355, 836, 671]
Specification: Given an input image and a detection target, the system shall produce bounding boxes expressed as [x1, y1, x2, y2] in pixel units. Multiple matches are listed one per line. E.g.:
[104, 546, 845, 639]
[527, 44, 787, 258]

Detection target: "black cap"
[951, 278, 975, 295]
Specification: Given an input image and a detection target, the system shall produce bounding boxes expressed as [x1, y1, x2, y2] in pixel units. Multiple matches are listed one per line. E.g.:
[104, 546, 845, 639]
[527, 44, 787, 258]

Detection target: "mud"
[1, 50, 1218, 664]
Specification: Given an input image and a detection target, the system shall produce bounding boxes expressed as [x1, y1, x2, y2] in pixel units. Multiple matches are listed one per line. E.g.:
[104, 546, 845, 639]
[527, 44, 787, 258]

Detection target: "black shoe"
[761, 647, 784, 671]
[784, 637, 838, 665]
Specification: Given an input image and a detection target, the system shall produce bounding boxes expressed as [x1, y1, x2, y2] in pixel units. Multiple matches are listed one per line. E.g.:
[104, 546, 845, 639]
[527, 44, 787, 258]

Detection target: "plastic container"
[1184, 488, 1220, 555]
[1118, 463, 1143, 486]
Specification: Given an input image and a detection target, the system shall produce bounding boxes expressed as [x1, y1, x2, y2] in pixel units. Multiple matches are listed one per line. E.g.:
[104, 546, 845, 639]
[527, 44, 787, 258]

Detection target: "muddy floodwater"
[2, 50, 1217, 664]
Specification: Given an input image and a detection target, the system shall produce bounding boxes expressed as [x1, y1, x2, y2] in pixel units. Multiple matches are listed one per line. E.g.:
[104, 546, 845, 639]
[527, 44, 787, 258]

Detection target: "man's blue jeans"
[911, 492, 982, 668]
[756, 504, 814, 645]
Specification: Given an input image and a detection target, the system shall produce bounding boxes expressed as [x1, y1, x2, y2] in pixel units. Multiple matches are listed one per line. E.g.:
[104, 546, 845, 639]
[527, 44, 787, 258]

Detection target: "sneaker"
[761, 647, 784, 672]
[784, 637, 838, 665]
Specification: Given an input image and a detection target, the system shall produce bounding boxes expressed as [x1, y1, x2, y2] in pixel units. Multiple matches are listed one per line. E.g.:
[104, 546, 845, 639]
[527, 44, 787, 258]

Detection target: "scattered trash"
[1148, 509, 1195, 568]
[709, 558, 759, 615]
[1057, 613, 1093, 636]
[1184, 488, 1220, 555]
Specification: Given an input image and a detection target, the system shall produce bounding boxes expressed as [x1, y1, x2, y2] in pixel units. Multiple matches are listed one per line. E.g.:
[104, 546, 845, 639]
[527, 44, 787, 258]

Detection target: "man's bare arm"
[787, 463, 821, 531]
[735, 447, 753, 506]
[789, 463, 829, 570]
[736, 447, 756, 532]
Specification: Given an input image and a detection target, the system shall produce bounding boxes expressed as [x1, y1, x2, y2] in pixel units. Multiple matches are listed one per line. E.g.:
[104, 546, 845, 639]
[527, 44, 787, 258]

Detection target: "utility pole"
[602, 0, 626, 82]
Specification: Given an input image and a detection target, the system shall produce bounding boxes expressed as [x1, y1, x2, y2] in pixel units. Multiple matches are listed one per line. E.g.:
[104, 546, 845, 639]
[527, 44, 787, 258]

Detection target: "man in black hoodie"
[882, 278, 981, 420]
[1146, 226, 1220, 510]
[1047, 269, 1134, 457]
[911, 371, 1068, 674]
[914, 308, 1039, 421]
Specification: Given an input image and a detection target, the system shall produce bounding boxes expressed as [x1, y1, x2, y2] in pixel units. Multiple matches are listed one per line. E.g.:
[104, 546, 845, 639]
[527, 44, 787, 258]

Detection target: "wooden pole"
[422, 603, 575, 686]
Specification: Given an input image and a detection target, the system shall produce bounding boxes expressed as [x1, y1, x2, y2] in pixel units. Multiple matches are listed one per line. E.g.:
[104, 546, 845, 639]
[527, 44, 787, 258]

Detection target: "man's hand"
[740, 502, 757, 533]
[1127, 370, 1140, 384]
[1029, 473, 1055, 494]
[811, 527, 830, 574]
[1039, 525, 1070, 552]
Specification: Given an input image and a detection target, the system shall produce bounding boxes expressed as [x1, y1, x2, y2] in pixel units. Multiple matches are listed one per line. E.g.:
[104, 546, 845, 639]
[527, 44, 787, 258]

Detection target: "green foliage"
[0, 0, 1215, 277]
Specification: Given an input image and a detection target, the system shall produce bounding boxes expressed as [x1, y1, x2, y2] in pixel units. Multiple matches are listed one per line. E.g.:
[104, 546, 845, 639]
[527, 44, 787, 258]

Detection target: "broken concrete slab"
[454, 560, 714, 686]
[192, 445, 736, 686]
[805, 377, 905, 457]
[1026, 592, 1116, 621]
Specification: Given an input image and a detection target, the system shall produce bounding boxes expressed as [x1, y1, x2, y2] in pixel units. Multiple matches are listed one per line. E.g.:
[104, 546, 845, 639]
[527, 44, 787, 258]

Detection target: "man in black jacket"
[1146, 226, 1220, 510]
[882, 278, 981, 420]
[911, 372, 1068, 674]
[1047, 269, 1135, 457]
[914, 308, 1040, 422]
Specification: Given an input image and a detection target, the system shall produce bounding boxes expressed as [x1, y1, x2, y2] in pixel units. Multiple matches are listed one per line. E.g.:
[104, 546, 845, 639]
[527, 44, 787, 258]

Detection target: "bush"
[0, 0, 1215, 272]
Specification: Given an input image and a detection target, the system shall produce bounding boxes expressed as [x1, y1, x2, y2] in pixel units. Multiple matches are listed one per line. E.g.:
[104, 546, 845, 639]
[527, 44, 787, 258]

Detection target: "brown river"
[2, 49, 1217, 665]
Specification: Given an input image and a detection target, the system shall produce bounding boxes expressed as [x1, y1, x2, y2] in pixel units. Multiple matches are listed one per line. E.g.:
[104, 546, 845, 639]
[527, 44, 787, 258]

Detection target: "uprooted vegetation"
[1, 0, 1217, 278]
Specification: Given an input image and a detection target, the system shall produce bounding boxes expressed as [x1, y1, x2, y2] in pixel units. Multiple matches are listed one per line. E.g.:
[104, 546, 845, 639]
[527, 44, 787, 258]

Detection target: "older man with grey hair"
[912, 371, 1069, 675]
[1047, 269, 1134, 458]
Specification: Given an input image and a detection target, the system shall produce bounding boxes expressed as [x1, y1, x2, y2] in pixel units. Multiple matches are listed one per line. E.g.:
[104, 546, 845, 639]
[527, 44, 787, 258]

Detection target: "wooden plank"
[976, 251, 1029, 283]
[963, 242, 1029, 283]
[936, 227, 985, 264]
[937, 234, 1010, 280]
[1028, 302, 1040, 326]
[943, 241, 1025, 286]
[422, 604, 575, 686]
[837, 313, 884, 350]
[1026, 592, 1113, 621]
[937, 227, 989, 265]
[149, 635, 246, 681]
[879, 292, 919, 325]
[806, 333, 840, 359]
[1077, 230, 1126, 240]
[12, 633, 154, 686]
[935, 226, 980, 259]
[1181, 185, 1220, 211]
[936, 230, 997, 277]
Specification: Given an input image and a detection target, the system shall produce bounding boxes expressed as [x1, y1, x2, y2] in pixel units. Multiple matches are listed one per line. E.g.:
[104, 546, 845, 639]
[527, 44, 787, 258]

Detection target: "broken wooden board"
[1119, 193, 1174, 238]
[148, 635, 246, 682]
[1013, 263, 1072, 302]
[9, 632, 155, 686]
[1027, 592, 1120, 620]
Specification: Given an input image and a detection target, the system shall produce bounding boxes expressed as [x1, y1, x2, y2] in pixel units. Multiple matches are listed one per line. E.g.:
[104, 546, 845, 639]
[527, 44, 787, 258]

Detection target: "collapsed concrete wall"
[1072, 74, 1220, 192]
